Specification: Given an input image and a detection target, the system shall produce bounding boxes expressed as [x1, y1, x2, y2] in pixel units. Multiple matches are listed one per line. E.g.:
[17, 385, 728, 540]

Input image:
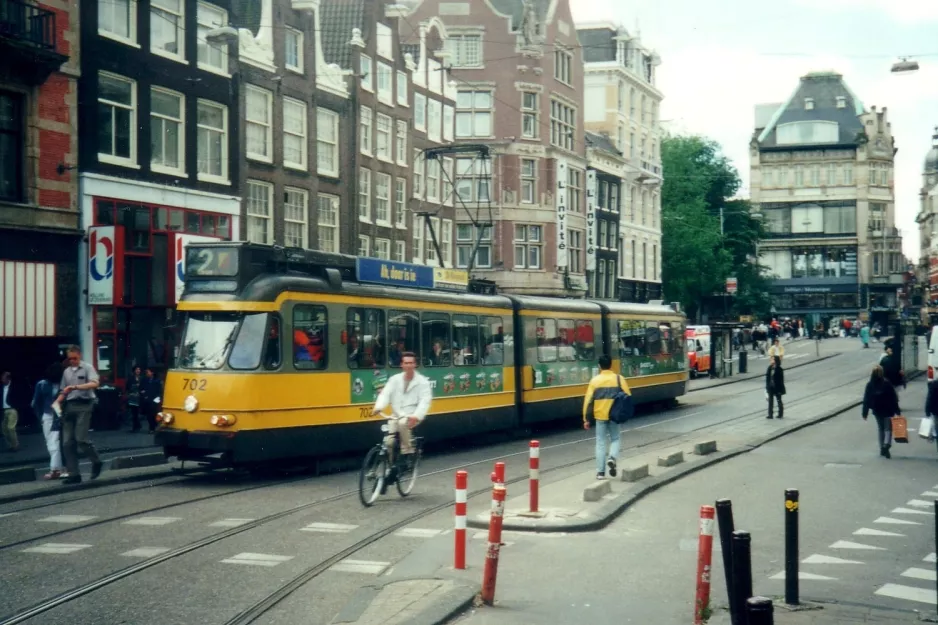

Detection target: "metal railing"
[0, 0, 57, 50]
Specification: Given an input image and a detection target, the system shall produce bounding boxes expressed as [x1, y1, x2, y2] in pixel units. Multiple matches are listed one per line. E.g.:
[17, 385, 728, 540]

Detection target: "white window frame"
[99, 0, 137, 45]
[443, 104, 454, 142]
[284, 27, 304, 74]
[359, 167, 372, 222]
[97, 72, 137, 167]
[456, 223, 492, 269]
[521, 91, 539, 139]
[150, 0, 184, 61]
[442, 157, 455, 206]
[455, 90, 493, 139]
[150, 86, 185, 176]
[316, 193, 340, 253]
[513, 224, 542, 270]
[426, 157, 440, 203]
[246, 180, 273, 244]
[376, 113, 392, 161]
[569, 228, 583, 273]
[196, 99, 228, 183]
[568, 167, 583, 213]
[441, 219, 453, 266]
[245, 85, 273, 163]
[396, 71, 409, 106]
[413, 149, 424, 199]
[447, 33, 483, 68]
[197, 2, 229, 75]
[413, 215, 424, 264]
[360, 54, 373, 92]
[844, 164, 854, 185]
[455, 157, 491, 204]
[427, 216, 442, 266]
[375, 238, 391, 260]
[414, 93, 427, 132]
[375, 173, 391, 225]
[550, 99, 576, 151]
[283, 97, 308, 171]
[377, 62, 393, 105]
[283, 187, 309, 249]
[358, 235, 371, 257]
[427, 99, 442, 143]
[520, 158, 536, 204]
[394, 178, 407, 228]
[360, 105, 373, 156]
[396, 120, 408, 166]
[554, 49, 572, 85]
[394, 240, 406, 262]
[316, 108, 339, 177]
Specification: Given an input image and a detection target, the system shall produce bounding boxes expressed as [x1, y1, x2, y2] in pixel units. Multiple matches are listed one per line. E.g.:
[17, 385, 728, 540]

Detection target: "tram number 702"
[358, 407, 375, 420]
[181, 378, 208, 391]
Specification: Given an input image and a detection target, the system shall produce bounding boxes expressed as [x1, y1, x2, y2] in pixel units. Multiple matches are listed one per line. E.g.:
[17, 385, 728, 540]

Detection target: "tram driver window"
[293, 305, 328, 370]
[229, 313, 269, 370]
[388, 310, 420, 367]
[452, 315, 479, 366]
[347, 308, 386, 369]
[422, 312, 451, 367]
[537, 318, 558, 362]
[264, 315, 282, 369]
[575, 320, 596, 361]
[481, 316, 505, 366]
[557, 319, 576, 362]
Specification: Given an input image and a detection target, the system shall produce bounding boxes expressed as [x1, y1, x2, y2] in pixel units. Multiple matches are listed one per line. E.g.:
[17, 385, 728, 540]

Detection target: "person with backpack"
[765, 356, 786, 419]
[583, 355, 632, 480]
[879, 346, 906, 390]
[862, 365, 901, 458]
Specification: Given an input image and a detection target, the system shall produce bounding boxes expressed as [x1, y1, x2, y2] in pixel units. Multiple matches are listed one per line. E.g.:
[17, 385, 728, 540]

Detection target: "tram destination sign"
[357, 258, 435, 289]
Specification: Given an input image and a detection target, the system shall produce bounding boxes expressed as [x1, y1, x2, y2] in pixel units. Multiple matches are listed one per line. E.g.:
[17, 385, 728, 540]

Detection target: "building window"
[317, 194, 339, 253]
[280, 27, 303, 74]
[150, 87, 184, 175]
[245, 85, 272, 162]
[414, 93, 426, 131]
[617, 81, 626, 113]
[151, 0, 183, 59]
[597, 261, 605, 298]
[642, 242, 647, 278]
[443, 105, 454, 142]
[394, 240, 406, 262]
[520, 158, 537, 204]
[359, 235, 370, 257]
[197, 3, 228, 73]
[826, 163, 836, 186]
[610, 183, 619, 212]
[283, 97, 307, 170]
[631, 240, 636, 278]
[569, 229, 582, 273]
[554, 49, 572, 84]
[246, 181, 272, 244]
[392, 120, 408, 166]
[0, 92, 23, 202]
[456, 90, 492, 138]
[629, 131, 635, 159]
[98, 72, 136, 165]
[359, 168, 371, 221]
[375, 238, 391, 260]
[455, 158, 491, 203]
[810, 165, 820, 187]
[360, 105, 372, 155]
[442, 157, 455, 206]
[568, 167, 583, 213]
[448, 33, 482, 67]
[514, 224, 542, 269]
[395, 178, 406, 227]
[550, 99, 576, 151]
[316, 108, 339, 177]
[284, 187, 308, 248]
[360, 55, 373, 91]
[376, 113, 392, 161]
[426, 158, 440, 202]
[413, 149, 424, 198]
[99, 0, 135, 42]
[804, 97, 814, 110]
[521, 91, 538, 138]
[441, 219, 453, 265]
[428, 99, 442, 143]
[794, 165, 804, 187]
[869, 202, 885, 231]
[413, 215, 424, 262]
[375, 173, 391, 224]
[456, 224, 491, 268]
[844, 164, 853, 185]
[377, 62, 393, 105]
[599, 221, 607, 249]
[197, 99, 227, 181]
[397, 71, 408, 106]
[836, 96, 846, 109]
[653, 245, 658, 280]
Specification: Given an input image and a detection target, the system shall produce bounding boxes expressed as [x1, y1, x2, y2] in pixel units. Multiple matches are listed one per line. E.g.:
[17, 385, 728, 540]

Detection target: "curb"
[0, 466, 37, 486]
[109, 452, 167, 471]
[330, 576, 478, 625]
[0, 449, 165, 488]
[688, 353, 838, 392]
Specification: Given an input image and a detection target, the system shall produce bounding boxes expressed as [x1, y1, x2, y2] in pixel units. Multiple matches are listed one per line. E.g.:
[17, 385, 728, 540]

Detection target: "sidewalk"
[0, 428, 157, 468]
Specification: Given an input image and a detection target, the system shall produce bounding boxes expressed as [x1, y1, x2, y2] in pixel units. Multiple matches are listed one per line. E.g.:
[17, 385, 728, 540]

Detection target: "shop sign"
[173, 234, 219, 303]
[433, 267, 469, 291]
[88, 226, 116, 305]
[586, 169, 597, 272]
[556, 158, 568, 269]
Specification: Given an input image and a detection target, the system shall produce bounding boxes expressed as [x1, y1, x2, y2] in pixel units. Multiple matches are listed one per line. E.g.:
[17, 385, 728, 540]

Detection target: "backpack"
[608, 375, 634, 424]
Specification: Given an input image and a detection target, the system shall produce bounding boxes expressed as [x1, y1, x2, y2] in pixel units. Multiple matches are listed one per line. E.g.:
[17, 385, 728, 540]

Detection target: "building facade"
[585, 132, 624, 299]
[77, 0, 242, 384]
[403, 0, 589, 296]
[751, 71, 904, 328]
[0, 0, 78, 381]
[577, 22, 662, 302]
[917, 127, 938, 313]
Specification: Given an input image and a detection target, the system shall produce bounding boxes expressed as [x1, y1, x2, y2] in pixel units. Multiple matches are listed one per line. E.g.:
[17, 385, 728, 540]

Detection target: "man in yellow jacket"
[583, 354, 632, 480]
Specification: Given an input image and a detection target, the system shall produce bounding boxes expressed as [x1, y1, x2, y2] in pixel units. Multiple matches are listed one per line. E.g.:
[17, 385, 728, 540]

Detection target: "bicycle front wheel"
[359, 446, 385, 507]
[396, 445, 421, 497]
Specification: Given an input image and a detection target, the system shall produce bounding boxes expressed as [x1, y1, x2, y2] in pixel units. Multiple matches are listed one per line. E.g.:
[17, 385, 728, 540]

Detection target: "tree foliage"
[660, 135, 772, 321]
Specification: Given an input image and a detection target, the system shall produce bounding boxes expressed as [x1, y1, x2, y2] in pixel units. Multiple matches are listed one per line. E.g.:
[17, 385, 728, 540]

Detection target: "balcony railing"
[0, 0, 57, 50]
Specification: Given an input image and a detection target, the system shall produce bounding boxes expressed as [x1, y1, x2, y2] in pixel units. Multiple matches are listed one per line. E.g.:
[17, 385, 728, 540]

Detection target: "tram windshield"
[177, 312, 242, 370]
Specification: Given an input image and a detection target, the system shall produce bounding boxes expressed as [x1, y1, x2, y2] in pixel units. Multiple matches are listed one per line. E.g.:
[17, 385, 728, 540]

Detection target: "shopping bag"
[891, 415, 909, 443]
[919, 416, 936, 440]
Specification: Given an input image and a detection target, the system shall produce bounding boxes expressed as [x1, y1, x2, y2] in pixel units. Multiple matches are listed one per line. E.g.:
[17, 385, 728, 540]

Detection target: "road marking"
[23, 543, 92, 554]
[905, 500, 936, 509]
[901, 568, 937, 582]
[221, 552, 294, 567]
[329, 559, 390, 575]
[38, 515, 96, 524]
[769, 571, 837, 580]
[921, 492, 938, 497]
[874, 516, 922, 526]
[875, 583, 936, 604]
[123, 517, 181, 526]
[854, 528, 905, 537]
[829, 540, 885, 550]
[209, 518, 255, 528]
[802, 554, 863, 565]
[892, 507, 933, 516]
[0, 513, 18, 518]
[393, 528, 444, 538]
[121, 547, 170, 558]
[925, 553, 937, 563]
[300, 522, 358, 533]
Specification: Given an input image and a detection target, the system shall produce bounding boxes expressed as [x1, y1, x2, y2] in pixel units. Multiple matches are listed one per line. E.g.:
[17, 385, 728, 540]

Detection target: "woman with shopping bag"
[862, 365, 901, 458]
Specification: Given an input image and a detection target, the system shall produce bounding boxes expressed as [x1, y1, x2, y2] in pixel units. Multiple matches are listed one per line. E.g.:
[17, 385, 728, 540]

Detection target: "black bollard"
[732, 531, 753, 623]
[746, 596, 774, 625]
[785, 489, 799, 605]
[716, 499, 738, 625]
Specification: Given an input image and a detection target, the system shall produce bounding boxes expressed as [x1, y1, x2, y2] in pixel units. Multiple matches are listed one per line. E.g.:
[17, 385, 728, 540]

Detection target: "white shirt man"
[372, 352, 432, 456]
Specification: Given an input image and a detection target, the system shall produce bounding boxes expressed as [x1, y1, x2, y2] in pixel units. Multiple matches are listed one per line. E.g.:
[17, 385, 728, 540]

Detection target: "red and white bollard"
[529, 441, 540, 513]
[454, 470, 468, 570]
[694, 505, 716, 625]
[481, 468, 507, 606]
[493, 460, 505, 485]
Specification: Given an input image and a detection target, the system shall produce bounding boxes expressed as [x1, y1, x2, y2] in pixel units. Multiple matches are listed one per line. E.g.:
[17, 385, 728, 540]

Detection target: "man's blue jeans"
[595, 419, 621, 474]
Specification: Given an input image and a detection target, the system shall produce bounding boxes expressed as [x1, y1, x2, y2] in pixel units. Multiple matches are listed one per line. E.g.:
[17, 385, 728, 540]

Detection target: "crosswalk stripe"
[209, 518, 255, 528]
[874, 516, 922, 526]
[854, 528, 905, 537]
[892, 507, 933, 516]
[905, 500, 936, 509]
[123, 517, 181, 526]
[301, 522, 358, 533]
[829, 540, 885, 550]
[38, 515, 96, 524]
[802, 554, 863, 565]
[329, 559, 390, 575]
[394, 528, 445, 538]
[875, 583, 936, 604]
[23, 543, 92, 554]
[901, 568, 937, 582]
[121, 547, 170, 558]
[925, 553, 937, 563]
[769, 571, 837, 580]
[221, 552, 294, 567]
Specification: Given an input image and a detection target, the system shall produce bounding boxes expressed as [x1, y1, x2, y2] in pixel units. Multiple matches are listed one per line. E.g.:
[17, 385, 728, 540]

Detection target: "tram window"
[263, 315, 282, 369]
[388, 310, 420, 367]
[293, 305, 327, 370]
[557, 319, 576, 362]
[452, 315, 479, 366]
[229, 312, 269, 370]
[645, 322, 663, 355]
[575, 320, 596, 361]
[537, 318, 558, 363]
[618, 320, 645, 357]
[347, 308, 386, 369]
[658, 323, 673, 356]
[422, 312, 451, 367]
[481, 316, 505, 366]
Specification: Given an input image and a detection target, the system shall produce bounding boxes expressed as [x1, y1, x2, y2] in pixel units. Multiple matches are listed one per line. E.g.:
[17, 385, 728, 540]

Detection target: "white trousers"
[41, 413, 64, 471]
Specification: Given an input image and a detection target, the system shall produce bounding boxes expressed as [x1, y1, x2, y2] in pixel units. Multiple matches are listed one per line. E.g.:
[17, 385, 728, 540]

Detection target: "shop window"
[422, 312, 451, 367]
[452, 314, 479, 366]
[96, 335, 115, 381]
[96, 200, 115, 225]
[150, 234, 169, 306]
[293, 305, 327, 370]
[168, 209, 184, 231]
[216, 215, 230, 239]
[347, 308, 386, 369]
[186, 211, 201, 233]
[388, 309, 419, 366]
[575, 320, 596, 361]
[537, 318, 558, 362]
[557, 319, 576, 362]
[202, 214, 216, 237]
[153, 207, 168, 230]
[229, 312, 269, 370]
[95, 308, 115, 331]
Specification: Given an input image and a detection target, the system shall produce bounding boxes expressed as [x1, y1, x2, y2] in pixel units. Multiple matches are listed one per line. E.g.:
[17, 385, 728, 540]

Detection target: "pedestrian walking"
[31, 363, 65, 479]
[57, 345, 103, 484]
[860, 324, 870, 348]
[140, 367, 163, 433]
[126, 366, 143, 432]
[1, 370, 26, 452]
[583, 355, 631, 480]
[879, 346, 906, 390]
[765, 356, 786, 419]
[862, 365, 900, 458]
[767, 338, 785, 362]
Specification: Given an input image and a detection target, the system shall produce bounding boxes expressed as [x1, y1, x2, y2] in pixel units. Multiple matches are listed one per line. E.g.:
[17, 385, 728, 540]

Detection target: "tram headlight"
[184, 395, 199, 413]
[210, 414, 237, 427]
[158, 412, 174, 425]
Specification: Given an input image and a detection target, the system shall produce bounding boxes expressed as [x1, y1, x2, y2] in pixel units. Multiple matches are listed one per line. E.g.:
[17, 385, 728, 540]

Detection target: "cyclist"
[371, 351, 432, 483]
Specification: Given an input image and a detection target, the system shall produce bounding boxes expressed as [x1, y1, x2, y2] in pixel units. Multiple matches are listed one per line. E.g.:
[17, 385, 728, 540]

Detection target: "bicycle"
[358, 413, 424, 507]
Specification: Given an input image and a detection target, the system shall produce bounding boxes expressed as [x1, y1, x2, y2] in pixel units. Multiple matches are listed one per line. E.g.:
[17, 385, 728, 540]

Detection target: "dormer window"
[836, 96, 846, 109]
[804, 98, 814, 110]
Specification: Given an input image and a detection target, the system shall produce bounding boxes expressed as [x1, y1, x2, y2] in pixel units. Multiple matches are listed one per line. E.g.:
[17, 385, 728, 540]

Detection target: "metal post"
[716, 499, 738, 625]
[529, 441, 540, 513]
[493, 461, 505, 485]
[694, 505, 716, 625]
[785, 489, 799, 605]
[731, 531, 753, 622]
[454, 470, 468, 570]
[746, 597, 775, 625]
[480, 477, 507, 605]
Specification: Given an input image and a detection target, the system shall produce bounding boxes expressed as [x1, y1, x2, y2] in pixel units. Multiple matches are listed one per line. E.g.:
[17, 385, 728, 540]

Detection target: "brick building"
[0, 0, 79, 382]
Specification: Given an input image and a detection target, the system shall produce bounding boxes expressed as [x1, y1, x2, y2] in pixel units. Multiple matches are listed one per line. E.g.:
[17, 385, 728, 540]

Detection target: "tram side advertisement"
[350, 366, 505, 404]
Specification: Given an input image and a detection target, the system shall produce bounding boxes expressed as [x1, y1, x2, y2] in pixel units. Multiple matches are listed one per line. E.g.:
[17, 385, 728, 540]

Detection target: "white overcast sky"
[571, 0, 938, 261]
